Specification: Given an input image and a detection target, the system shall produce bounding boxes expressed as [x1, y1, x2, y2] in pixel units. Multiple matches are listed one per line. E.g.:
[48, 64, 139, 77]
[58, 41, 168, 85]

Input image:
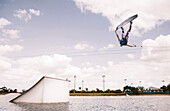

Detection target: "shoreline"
[1, 92, 169, 96]
[70, 93, 170, 96]
[0, 92, 20, 95]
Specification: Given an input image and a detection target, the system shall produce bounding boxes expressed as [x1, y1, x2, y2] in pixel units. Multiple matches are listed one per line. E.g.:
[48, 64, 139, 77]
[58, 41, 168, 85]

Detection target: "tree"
[124, 85, 135, 92]
[0, 87, 18, 93]
[85, 88, 88, 92]
[79, 87, 81, 91]
[96, 88, 103, 93]
[106, 89, 111, 93]
[9, 89, 13, 93]
[96, 88, 99, 92]
[123, 85, 130, 91]
[133, 88, 139, 95]
[1, 86, 8, 92]
[13, 89, 17, 93]
[22, 89, 26, 93]
[123, 86, 139, 94]
[167, 84, 170, 94]
[160, 85, 167, 92]
[158, 88, 163, 92]
[137, 86, 144, 92]
[81, 90, 85, 93]
[70, 89, 76, 93]
[115, 89, 122, 93]
[130, 87, 136, 91]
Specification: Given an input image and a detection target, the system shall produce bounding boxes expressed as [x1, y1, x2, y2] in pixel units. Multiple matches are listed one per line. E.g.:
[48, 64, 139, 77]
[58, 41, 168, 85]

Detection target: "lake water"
[0, 94, 170, 111]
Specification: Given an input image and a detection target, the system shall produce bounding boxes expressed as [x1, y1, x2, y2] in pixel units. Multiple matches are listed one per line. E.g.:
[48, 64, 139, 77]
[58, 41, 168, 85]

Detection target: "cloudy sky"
[0, 0, 170, 91]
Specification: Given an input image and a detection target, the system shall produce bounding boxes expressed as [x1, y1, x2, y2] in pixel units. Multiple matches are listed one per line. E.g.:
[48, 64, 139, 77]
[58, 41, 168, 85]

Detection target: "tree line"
[70, 87, 122, 93]
[70, 84, 170, 94]
[0, 86, 17, 93]
[123, 84, 170, 94]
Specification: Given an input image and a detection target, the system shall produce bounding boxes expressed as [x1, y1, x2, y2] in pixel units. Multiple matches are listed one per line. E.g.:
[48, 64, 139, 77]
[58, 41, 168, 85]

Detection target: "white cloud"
[107, 61, 114, 66]
[13, 9, 30, 22]
[2, 29, 20, 39]
[74, 0, 170, 36]
[0, 59, 11, 71]
[17, 54, 72, 75]
[141, 34, 170, 62]
[0, 54, 74, 90]
[14, 9, 40, 22]
[126, 54, 135, 59]
[0, 35, 170, 91]
[0, 18, 20, 41]
[29, 9, 40, 16]
[0, 18, 11, 29]
[0, 44, 23, 55]
[82, 61, 93, 66]
[0, 48, 169, 91]
[100, 44, 114, 50]
[74, 42, 94, 50]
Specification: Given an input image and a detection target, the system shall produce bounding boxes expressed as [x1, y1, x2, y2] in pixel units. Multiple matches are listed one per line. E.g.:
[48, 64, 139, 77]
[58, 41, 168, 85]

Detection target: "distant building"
[125, 89, 131, 92]
[145, 86, 159, 92]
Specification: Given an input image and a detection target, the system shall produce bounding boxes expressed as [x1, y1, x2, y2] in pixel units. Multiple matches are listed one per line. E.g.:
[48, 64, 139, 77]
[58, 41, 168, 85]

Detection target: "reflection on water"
[69, 96, 170, 111]
[14, 102, 69, 111]
[0, 94, 69, 111]
[0, 94, 170, 111]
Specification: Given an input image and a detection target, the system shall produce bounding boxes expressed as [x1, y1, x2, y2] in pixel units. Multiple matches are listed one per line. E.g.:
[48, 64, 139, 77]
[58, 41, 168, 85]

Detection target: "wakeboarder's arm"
[115, 30, 120, 42]
[126, 44, 136, 47]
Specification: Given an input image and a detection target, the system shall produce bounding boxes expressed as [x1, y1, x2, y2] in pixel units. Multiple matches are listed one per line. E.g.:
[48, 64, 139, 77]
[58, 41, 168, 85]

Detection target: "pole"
[82, 80, 84, 90]
[124, 79, 127, 86]
[74, 75, 76, 90]
[102, 75, 105, 91]
[139, 81, 141, 86]
[162, 80, 165, 86]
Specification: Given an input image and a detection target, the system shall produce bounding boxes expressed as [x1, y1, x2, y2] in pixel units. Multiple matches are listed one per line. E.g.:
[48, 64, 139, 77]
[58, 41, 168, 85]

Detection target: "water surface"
[0, 94, 170, 111]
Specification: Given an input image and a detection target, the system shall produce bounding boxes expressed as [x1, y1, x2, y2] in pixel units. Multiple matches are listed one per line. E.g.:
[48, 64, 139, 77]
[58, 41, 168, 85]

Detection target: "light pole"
[124, 79, 127, 86]
[162, 80, 165, 86]
[74, 75, 76, 90]
[139, 81, 142, 86]
[102, 75, 105, 91]
[82, 80, 84, 90]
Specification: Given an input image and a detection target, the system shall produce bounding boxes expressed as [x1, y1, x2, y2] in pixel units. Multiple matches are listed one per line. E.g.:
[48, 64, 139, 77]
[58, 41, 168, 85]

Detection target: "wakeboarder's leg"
[115, 30, 120, 43]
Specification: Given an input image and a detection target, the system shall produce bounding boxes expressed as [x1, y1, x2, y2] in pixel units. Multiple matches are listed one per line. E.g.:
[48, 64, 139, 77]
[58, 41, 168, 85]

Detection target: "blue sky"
[0, 0, 170, 91]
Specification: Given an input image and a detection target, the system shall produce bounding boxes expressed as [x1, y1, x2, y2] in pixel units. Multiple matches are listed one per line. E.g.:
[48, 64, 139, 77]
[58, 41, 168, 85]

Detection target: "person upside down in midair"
[115, 21, 136, 47]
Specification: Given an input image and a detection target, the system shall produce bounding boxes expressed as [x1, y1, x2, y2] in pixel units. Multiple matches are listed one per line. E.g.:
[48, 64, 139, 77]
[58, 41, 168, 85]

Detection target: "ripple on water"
[0, 94, 170, 111]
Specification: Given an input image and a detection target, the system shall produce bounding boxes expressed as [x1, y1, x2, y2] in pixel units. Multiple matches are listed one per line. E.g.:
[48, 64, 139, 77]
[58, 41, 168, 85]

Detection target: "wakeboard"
[116, 14, 138, 30]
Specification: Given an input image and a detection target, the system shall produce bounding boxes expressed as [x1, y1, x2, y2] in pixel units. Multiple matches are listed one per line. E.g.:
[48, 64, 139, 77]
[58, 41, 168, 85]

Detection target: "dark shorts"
[120, 40, 128, 46]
